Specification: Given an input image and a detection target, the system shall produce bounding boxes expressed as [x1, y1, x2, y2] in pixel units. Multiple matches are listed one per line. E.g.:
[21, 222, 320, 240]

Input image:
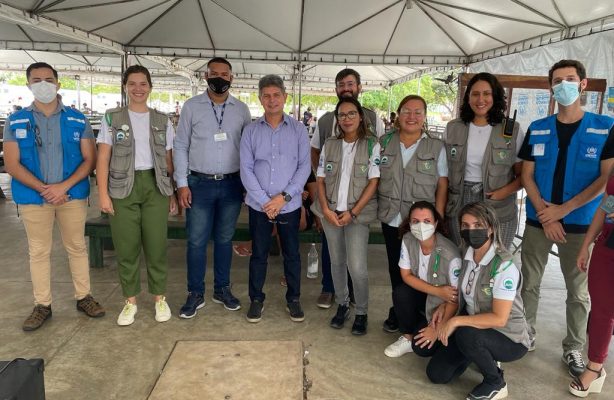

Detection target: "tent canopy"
[0, 0, 613, 90]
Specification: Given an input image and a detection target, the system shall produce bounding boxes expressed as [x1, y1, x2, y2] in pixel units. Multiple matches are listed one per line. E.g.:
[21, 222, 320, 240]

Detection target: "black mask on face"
[460, 228, 490, 249]
[207, 77, 231, 94]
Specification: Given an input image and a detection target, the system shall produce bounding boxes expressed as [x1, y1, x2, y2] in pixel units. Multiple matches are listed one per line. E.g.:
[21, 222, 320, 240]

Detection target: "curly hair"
[459, 72, 506, 125]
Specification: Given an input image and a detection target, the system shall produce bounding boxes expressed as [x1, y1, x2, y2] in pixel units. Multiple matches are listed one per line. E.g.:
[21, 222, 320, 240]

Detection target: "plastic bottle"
[307, 243, 319, 279]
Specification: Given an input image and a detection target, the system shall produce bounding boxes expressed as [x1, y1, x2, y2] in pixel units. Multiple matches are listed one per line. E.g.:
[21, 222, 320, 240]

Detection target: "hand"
[437, 285, 458, 303]
[576, 246, 590, 273]
[177, 187, 192, 209]
[543, 221, 566, 243]
[414, 325, 438, 349]
[537, 201, 570, 224]
[263, 195, 286, 218]
[41, 183, 68, 204]
[437, 317, 458, 347]
[324, 208, 342, 227]
[337, 211, 353, 226]
[99, 194, 114, 216]
[608, 212, 614, 220]
[430, 303, 447, 328]
[301, 191, 309, 201]
[485, 189, 504, 201]
[169, 193, 178, 215]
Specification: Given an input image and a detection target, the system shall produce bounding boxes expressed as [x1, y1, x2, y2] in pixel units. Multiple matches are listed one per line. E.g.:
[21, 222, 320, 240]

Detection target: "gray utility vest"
[445, 119, 520, 221]
[457, 250, 531, 348]
[317, 107, 378, 149]
[402, 232, 461, 321]
[378, 131, 445, 224]
[106, 107, 174, 199]
[313, 136, 378, 224]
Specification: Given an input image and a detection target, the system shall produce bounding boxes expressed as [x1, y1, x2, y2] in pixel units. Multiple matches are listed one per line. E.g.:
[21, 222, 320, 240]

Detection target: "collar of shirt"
[200, 90, 236, 106]
[27, 100, 65, 117]
[464, 244, 497, 267]
[257, 113, 291, 129]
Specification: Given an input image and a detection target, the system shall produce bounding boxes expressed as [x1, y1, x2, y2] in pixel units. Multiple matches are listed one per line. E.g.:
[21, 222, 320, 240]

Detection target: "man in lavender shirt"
[240, 75, 311, 323]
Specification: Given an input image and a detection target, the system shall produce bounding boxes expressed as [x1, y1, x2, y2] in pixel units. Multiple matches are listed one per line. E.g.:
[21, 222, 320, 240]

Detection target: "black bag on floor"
[0, 358, 45, 400]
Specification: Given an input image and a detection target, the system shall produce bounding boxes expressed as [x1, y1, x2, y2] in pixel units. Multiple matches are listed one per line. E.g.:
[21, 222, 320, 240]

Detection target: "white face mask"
[29, 81, 58, 104]
[410, 222, 436, 242]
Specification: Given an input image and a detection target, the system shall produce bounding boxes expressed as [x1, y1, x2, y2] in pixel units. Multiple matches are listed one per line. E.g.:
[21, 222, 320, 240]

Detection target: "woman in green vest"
[383, 201, 461, 358]
[429, 202, 530, 400]
[444, 73, 524, 250]
[96, 65, 177, 326]
[314, 96, 380, 335]
[378, 94, 449, 333]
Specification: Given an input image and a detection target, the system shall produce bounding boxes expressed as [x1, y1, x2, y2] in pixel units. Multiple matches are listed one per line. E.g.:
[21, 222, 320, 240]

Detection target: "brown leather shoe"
[76, 295, 106, 318]
[23, 305, 52, 331]
[316, 292, 334, 309]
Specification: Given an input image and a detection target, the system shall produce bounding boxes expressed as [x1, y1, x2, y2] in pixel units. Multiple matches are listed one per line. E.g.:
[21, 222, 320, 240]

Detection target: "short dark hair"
[335, 68, 361, 85]
[26, 62, 58, 80]
[548, 59, 586, 84]
[395, 95, 428, 131]
[334, 97, 370, 140]
[207, 57, 232, 71]
[122, 65, 152, 87]
[398, 201, 443, 238]
[460, 72, 506, 125]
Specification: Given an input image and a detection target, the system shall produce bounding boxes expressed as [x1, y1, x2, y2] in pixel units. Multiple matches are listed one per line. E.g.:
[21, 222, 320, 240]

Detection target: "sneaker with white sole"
[384, 336, 414, 358]
[155, 296, 171, 322]
[563, 350, 585, 377]
[117, 301, 137, 326]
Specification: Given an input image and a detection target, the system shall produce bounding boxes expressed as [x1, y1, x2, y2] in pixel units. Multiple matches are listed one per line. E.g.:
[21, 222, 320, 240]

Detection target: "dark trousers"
[393, 283, 427, 335]
[427, 326, 528, 386]
[248, 207, 301, 303]
[320, 232, 334, 293]
[382, 223, 404, 294]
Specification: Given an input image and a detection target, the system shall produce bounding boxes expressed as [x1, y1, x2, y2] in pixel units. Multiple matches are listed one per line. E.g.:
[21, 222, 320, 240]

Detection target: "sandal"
[569, 366, 607, 397]
[233, 244, 252, 257]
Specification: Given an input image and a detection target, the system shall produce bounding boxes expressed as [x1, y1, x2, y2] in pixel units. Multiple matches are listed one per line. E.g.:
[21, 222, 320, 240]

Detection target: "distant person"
[4, 62, 105, 331]
[82, 102, 91, 114]
[175, 101, 181, 115]
[303, 107, 313, 126]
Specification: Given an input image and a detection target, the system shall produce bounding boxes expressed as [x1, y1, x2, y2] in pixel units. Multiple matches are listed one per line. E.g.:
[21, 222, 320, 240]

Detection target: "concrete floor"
[0, 175, 612, 400]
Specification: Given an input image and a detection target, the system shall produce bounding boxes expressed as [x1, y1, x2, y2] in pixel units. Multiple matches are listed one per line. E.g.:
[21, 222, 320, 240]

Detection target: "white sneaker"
[155, 296, 172, 322]
[117, 301, 137, 326]
[384, 336, 414, 358]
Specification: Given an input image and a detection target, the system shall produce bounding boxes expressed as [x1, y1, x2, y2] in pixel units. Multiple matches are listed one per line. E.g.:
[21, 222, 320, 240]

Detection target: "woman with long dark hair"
[313, 96, 380, 335]
[444, 73, 524, 249]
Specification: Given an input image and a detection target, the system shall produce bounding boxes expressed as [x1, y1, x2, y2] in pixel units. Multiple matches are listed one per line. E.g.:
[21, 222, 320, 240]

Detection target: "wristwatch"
[349, 210, 357, 219]
[281, 191, 292, 202]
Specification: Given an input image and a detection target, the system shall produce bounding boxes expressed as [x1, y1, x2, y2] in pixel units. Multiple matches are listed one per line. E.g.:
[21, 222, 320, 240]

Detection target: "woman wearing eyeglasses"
[97, 65, 177, 326]
[445, 73, 524, 250]
[429, 202, 530, 400]
[313, 97, 380, 335]
[378, 94, 449, 333]
[383, 201, 461, 358]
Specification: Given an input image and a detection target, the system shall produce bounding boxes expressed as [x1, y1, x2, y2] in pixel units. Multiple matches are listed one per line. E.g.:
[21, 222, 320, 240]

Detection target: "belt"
[190, 170, 240, 180]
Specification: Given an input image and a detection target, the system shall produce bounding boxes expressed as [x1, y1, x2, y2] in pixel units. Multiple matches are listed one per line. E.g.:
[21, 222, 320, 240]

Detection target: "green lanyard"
[431, 251, 441, 278]
[489, 255, 513, 279]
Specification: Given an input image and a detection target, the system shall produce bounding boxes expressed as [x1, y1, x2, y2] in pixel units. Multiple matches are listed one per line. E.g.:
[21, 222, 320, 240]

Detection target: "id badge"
[532, 143, 545, 157]
[16, 129, 27, 139]
[214, 132, 227, 142]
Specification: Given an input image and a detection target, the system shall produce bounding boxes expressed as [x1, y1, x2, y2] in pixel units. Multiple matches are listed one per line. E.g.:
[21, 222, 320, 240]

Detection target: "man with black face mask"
[173, 57, 252, 319]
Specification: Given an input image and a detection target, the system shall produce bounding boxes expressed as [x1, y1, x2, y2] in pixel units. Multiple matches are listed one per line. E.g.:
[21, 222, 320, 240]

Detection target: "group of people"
[3, 58, 613, 400]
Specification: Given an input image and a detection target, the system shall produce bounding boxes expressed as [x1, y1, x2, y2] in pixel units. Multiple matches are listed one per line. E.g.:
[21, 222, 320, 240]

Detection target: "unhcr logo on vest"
[585, 146, 598, 159]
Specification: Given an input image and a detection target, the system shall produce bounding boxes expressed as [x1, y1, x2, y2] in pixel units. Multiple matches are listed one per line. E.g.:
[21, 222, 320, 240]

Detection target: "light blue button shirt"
[173, 91, 251, 188]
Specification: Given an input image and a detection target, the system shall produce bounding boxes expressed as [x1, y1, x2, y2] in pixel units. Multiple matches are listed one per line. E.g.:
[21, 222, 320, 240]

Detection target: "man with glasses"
[174, 57, 252, 318]
[309, 68, 385, 310]
[240, 75, 311, 323]
[4, 62, 105, 331]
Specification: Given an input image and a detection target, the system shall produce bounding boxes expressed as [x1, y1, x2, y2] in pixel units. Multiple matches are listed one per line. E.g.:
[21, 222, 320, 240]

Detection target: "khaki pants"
[20, 199, 90, 306]
[520, 225, 589, 352]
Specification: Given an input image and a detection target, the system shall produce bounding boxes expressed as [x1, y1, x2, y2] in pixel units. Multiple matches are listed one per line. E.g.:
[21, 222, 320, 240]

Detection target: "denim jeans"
[320, 232, 334, 294]
[185, 174, 243, 294]
[248, 207, 301, 303]
[322, 219, 370, 315]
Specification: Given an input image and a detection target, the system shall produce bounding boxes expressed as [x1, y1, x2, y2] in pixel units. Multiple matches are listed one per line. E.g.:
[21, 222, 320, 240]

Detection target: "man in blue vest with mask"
[519, 59, 614, 377]
[4, 62, 105, 331]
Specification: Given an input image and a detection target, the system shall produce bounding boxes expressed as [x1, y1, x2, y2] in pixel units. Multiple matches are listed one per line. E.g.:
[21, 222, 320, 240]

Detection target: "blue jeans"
[248, 207, 301, 303]
[320, 231, 334, 294]
[185, 174, 243, 294]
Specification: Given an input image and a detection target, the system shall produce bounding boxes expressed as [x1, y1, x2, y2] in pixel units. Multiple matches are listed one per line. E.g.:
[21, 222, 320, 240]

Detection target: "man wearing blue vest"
[4, 62, 105, 331]
[519, 59, 614, 377]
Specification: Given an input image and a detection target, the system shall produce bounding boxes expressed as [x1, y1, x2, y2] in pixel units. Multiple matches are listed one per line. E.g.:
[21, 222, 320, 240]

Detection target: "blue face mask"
[552, 81, 581, 106]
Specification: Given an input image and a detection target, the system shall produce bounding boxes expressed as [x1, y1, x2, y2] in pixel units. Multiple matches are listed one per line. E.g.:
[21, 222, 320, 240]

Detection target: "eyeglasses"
[336, 81, 357, 90]
[465, 266, 480, 296]
[337, 111, 359, 121]
[399, 108, 424, 117]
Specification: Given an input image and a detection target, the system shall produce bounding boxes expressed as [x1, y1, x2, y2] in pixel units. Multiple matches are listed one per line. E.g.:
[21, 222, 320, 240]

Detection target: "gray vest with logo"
[315, 136, 377, 224]
[106, 107, 173, 199]
[317, 107, 378, 150]
[457, 250, 531, 348]
[378, 131, 445, 223]
[402, 232, 461, 321]
[445, 119, 519, 221]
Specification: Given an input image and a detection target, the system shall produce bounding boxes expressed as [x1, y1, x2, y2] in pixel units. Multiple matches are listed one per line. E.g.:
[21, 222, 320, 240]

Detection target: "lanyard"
[489, 254, 512, 279]
[431, 252, 441, 278]
[210, 101, 226, 132]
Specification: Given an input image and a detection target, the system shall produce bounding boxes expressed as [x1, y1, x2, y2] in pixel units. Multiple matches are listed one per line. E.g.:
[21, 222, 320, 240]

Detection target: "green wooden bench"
[85, 216, 385, 268]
